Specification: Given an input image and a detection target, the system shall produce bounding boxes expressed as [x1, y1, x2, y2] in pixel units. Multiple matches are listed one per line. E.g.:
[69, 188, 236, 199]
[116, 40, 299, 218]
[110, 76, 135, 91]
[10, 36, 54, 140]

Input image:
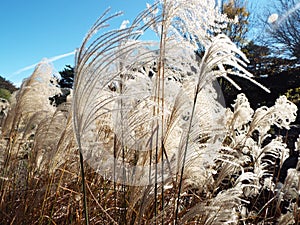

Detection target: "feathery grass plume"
[0, 60, 60, 175]
[2, 60, 61, 147]
[162, 0, 229, 48]
[71, 1, 268, 224]
[179, 187, 242, 224]
[275, 137, 300, 224]
[72, 0, 240, 184]
[0, 60, 69, 224]
[30, 102, 74, 173]
[220, 93, 299, 223]
[1, 61, 59, 163]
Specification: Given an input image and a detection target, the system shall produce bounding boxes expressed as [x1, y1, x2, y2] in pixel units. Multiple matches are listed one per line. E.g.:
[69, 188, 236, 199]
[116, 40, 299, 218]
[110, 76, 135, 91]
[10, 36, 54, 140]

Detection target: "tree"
[221, 0, 250, 47]
[58, 65, 74, 89]
[0, 76, 18, 93]
[242, 40, 270, 76]
[49, 65, 74, 106]
[266, 0, 300, 59]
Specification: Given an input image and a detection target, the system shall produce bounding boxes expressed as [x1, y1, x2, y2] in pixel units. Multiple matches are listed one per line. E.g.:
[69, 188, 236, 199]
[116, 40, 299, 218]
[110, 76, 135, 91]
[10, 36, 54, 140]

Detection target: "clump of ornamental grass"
[72, 0, 271, 224]
[0, 1, 299, 225]
[0, 61, 84, 224]
[219, 93, 299, 224]
[0, 61, 59, 189]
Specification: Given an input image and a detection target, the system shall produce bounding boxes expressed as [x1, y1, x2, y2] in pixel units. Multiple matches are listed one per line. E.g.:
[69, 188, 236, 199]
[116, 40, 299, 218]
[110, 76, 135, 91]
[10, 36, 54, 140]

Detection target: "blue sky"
[0, 0, 151, 86]
[0, 0, 271, 86]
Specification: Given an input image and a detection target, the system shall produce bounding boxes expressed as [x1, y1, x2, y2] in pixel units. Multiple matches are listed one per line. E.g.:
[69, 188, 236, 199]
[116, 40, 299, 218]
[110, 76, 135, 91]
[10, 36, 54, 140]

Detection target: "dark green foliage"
[285, 87, 300, 104]
[0, 76, 18, 93]
[0, 88, 11, 101]
[58, 65, 74, 89]
[242, 41, 271, 76]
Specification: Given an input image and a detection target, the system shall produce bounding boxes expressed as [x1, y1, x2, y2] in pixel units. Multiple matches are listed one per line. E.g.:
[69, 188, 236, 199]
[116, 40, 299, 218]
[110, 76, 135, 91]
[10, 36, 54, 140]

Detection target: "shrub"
[0, 88, 11, 101]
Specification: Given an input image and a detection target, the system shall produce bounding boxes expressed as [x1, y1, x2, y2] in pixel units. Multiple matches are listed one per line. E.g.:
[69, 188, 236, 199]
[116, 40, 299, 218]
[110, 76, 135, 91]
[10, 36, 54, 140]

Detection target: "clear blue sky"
[0, 0, 151, 86]
[0, 0, 270, 86]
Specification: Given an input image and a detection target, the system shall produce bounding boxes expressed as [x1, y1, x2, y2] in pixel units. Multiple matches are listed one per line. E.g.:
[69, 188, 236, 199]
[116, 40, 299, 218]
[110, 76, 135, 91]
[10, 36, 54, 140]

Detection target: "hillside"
[0, 75, 18, 93]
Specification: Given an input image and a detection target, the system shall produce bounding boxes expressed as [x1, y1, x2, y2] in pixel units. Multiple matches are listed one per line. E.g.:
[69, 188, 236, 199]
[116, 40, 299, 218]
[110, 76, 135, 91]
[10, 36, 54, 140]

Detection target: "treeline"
[0, 76, 18, 93]
[0, 76, 18, 100]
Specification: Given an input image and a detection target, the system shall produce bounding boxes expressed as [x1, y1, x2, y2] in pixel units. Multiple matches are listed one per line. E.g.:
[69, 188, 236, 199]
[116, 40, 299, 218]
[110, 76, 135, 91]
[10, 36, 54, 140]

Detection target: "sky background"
[0, 0, 271, 87]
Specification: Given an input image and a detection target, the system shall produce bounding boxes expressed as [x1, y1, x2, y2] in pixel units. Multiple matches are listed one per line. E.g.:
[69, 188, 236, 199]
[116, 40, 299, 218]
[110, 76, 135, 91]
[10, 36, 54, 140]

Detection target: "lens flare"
[268, 13, 278, 24]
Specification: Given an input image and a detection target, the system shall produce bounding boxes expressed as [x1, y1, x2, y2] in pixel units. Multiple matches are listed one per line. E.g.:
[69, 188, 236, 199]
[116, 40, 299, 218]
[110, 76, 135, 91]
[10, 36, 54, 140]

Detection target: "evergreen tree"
[58, 65, 74, 89]
[241, 40, 270, 76]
